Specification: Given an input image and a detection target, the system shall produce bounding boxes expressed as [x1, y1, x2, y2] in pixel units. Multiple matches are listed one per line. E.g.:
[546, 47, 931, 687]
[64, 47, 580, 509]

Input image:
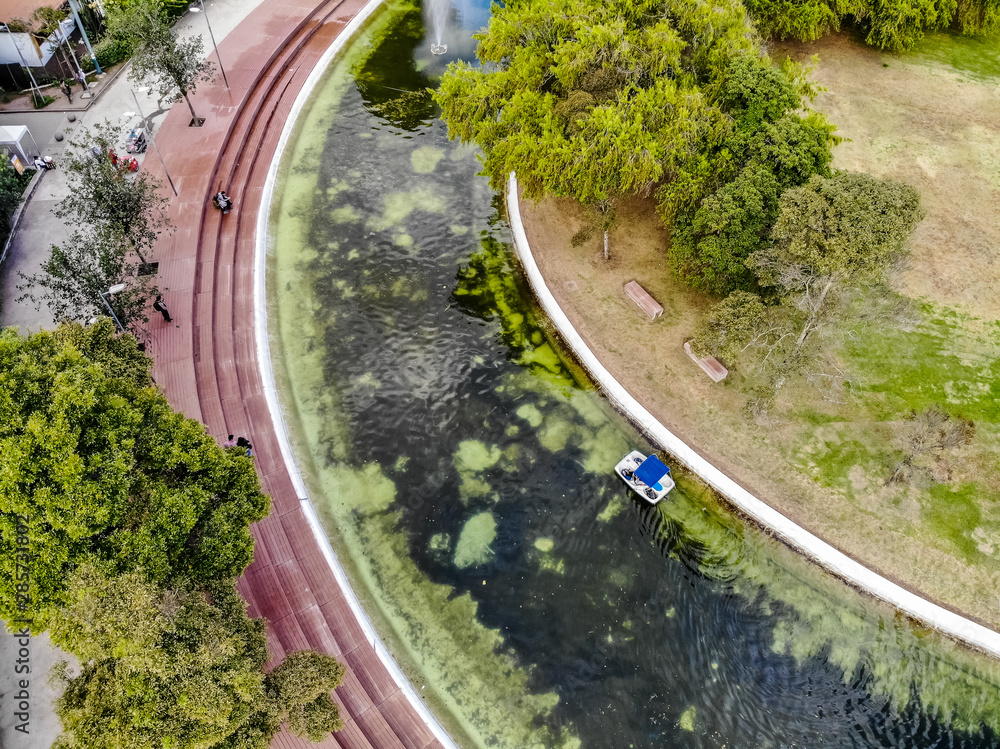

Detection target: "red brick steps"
[144, 1, 449, 747]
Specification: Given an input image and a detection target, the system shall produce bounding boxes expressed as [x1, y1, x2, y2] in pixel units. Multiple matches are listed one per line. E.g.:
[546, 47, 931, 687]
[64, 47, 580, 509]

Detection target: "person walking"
[236, 436, 253, 457]
[61, 81, 72, 103]
[223, 434, 239, 447]
[152, 295, 173, 322]
[75, 69, 89, 91]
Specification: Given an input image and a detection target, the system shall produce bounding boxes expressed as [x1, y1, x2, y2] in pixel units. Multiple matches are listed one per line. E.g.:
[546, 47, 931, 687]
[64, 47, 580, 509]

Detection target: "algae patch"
[370, 185, 447, 231]
[534, 537, 554, 553]
[454, 512, 497, 568]
[679, 706, 696, 731]
[517, 403, 544, 427]
[411, 145, 445, 173]
[454, 440, 502, 502]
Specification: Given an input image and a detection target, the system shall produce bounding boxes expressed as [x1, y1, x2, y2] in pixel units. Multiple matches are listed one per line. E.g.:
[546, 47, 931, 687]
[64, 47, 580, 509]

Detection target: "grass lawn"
[520, 31, 1000, 628]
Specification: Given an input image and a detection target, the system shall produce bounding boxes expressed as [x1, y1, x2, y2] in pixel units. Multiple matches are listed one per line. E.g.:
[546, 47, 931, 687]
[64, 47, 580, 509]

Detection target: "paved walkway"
[0, 0, 274, 328]
[138, 1, 453, 748]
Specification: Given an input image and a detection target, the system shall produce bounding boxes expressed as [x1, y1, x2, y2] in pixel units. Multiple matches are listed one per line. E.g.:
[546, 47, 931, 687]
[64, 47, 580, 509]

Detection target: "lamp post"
[189, 0, 228, 89]
[66, 0, 101, 75]
[126, 89, 178, 196]
[99, 283, 127, 334]
[0, 23, 44, 106]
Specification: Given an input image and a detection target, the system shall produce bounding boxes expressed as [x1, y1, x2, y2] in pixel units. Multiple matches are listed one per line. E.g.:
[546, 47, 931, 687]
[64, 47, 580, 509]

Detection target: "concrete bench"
[684, 341, 728, 382]
[624, 281, 663, 320]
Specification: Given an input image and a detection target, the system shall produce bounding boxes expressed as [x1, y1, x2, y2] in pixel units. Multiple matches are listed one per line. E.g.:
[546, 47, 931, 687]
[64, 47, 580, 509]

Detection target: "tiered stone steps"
[143, 1, 448, 747]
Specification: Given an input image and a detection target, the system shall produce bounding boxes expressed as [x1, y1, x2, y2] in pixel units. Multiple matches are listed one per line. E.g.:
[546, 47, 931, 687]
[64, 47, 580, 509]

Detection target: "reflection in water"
[269, 2, 1000, 747]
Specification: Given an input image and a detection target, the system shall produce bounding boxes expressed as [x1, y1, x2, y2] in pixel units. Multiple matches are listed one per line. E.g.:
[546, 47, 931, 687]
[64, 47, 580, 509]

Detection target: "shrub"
[162, 0, 192, 19]
[80, 36, 130, 71]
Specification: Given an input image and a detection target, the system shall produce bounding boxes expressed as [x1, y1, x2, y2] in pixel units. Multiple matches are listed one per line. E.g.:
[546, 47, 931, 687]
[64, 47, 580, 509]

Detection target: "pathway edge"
[254, 4, 462, 748]
[505, 171, 1000, 660]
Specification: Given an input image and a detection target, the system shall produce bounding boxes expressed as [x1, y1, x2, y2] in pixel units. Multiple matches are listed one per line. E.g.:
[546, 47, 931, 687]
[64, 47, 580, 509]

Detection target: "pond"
[267, 1, 1000, 746]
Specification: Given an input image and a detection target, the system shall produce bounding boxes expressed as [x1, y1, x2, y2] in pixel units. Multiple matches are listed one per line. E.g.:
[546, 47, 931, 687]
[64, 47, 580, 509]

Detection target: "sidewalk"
[0, 0, 269, 330]
[0, 64, 120, 115]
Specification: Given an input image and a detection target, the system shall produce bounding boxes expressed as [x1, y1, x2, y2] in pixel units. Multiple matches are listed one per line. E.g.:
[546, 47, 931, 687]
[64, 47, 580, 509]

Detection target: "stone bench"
[684, 341, 728, 382]
[624, 280, 663, 320]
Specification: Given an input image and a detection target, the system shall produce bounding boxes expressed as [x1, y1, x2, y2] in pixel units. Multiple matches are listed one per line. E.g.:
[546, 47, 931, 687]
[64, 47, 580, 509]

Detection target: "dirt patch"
[774, 33, 1000, 320]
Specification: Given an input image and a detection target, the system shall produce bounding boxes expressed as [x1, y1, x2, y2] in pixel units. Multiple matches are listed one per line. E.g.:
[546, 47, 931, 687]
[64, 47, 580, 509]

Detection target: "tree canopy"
[744, 0, 1000, 50]
[18, 122, 171, 331]
[55, 121, 172, 263]
[435, 0, 755, 204]
[438, 2, 838, 278]
[51, 566, 346, 749]
[757, 170, 923, 285]
[106, 0, 215, 122]
[664, 56, 836, 295]
[693, 172, 923, 417]
[0, 323, 269, 627]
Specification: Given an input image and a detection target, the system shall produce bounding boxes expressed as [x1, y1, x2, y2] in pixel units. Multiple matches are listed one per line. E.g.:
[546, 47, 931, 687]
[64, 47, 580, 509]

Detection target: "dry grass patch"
[774, 33, 1000, 320]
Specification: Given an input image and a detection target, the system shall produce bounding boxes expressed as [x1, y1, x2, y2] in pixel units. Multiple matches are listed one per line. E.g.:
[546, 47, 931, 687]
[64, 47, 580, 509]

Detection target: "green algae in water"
[596, 496, 625, 523]
[411, 145, 445, 173]
[369, 186, 448, 231]
[454, 511, 497, 568]
[269, 0, 1000, 744]
[517, 403, 544, 428]
[659, 472, 1000, 734]
[534, 537, 555, 553]
[330, 507, 571, 749]
[679, 706, 697, 731]
[331, 205, 362, 223]
[454, 440, 502, 502]
[267, 6, 581, 747]
[454, 440, 502, 472]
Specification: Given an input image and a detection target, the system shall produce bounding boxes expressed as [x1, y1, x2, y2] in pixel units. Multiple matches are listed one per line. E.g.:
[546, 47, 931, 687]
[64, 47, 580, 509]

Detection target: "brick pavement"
[141, 1, 449, 747]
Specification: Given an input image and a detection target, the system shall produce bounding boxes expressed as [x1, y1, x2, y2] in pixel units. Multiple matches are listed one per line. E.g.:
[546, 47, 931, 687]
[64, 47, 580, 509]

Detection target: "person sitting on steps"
[213, 190, 234, 214]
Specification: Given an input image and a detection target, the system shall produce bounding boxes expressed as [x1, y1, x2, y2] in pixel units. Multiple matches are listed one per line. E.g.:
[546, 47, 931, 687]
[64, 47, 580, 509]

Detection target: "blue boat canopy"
[635, 454, 670, 486]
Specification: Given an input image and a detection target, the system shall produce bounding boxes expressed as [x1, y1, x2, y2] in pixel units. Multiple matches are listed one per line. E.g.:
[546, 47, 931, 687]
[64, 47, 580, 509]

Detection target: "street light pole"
[99, 283, 128, 334]
[66, 0, 101, 75]
[190, 0, 228, 89]
[0, 23, 44, 106]
[128, 90, 178, 196]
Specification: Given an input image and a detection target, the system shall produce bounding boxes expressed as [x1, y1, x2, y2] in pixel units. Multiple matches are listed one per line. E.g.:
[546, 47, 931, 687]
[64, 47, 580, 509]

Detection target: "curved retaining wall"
[505, 172, 1000, 660]
[255, 5, 461, 749]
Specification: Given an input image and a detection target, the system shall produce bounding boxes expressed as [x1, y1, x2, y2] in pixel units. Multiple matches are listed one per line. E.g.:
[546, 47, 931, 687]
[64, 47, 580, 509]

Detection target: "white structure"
[0, 124, 38, 163]
[0, 0, 77, 69]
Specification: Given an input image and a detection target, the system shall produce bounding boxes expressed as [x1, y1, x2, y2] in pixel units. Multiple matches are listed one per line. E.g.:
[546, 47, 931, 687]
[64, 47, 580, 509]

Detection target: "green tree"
[664, 56, 836, 295]
[0, 323, 270, 628]
[435, 0, 752, 259]
[265, 650, 347, 739]
[757, 170, 924, 286]
[55, 121, 172, 264]
[18, 121, 172, 331]
[18, 226, 158, 330]
[696, 172, 922, 417]
[0, 158, 31, 245]
[856, 0, 955, 51]
[956, 0, 1000, 34]
[107, 0, 215, 123]
[743, 0, 858, 41]
[690, 289, 770, 363]
[50, 566, 346, 749]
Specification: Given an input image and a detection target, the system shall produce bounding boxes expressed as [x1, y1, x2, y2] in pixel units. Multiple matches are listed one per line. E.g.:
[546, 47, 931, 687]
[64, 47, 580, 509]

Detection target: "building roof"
[0, 0, 65, 25]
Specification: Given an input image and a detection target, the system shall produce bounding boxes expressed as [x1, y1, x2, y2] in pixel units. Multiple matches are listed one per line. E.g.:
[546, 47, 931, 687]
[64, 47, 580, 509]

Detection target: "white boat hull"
[614, 450, 675, 505]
